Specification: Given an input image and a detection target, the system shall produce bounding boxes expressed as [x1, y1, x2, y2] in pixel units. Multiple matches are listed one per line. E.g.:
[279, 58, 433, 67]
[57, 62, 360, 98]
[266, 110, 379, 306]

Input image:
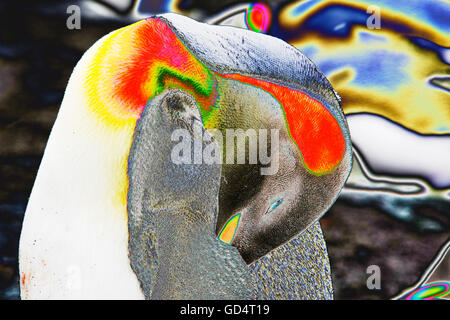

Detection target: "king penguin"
[19, 13, 351, 299]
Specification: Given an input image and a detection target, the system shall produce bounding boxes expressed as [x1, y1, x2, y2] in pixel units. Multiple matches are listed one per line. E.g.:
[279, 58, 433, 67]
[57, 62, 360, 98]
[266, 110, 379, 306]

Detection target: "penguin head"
[213, 77, 352, 264]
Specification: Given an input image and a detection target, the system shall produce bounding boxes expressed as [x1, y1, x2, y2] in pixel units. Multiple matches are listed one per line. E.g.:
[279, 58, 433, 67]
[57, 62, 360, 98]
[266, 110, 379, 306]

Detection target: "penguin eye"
[265, 198, 283, 215]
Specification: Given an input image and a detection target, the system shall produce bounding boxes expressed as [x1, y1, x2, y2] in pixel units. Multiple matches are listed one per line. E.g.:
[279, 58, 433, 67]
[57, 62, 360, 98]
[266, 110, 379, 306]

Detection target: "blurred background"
[0, 0, 448, 299]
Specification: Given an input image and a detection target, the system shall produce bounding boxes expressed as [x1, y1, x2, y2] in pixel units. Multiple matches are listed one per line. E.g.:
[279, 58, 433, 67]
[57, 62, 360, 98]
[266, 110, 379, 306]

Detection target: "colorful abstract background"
[0, 0, 448, 299]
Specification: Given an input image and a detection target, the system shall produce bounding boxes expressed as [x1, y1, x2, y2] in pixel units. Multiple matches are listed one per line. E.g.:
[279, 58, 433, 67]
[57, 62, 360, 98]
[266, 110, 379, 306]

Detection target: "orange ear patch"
[217, 73, 346, 175]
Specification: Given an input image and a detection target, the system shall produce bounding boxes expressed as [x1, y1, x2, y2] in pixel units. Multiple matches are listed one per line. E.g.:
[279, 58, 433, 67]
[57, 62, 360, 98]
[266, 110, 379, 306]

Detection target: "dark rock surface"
[321, 202, 448, 300]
